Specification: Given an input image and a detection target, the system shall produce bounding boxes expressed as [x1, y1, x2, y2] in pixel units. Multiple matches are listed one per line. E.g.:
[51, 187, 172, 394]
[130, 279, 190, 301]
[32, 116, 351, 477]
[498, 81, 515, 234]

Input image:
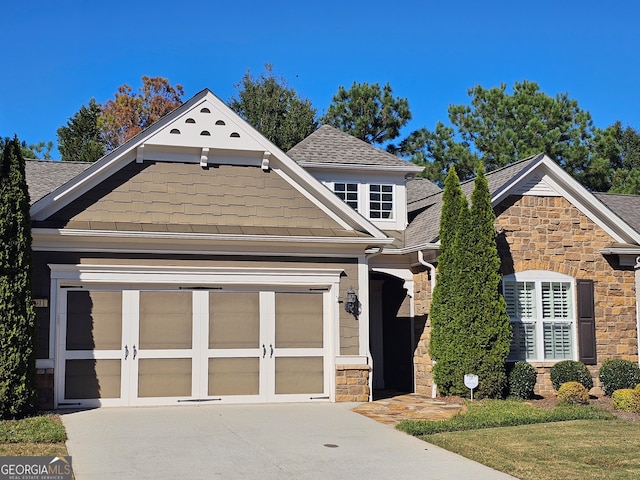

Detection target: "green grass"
[425, 420, 640, 480]
[0, 415, 67, 456]
[397, 399, 614, 435]
[397, 399, 638, 480]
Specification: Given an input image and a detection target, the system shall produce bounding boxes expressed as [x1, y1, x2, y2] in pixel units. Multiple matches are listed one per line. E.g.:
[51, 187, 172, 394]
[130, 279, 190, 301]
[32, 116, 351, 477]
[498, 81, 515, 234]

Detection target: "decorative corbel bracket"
[136, 145, 144, 164]
[200, 147, 210, 167]
[262, 151, 271, 172]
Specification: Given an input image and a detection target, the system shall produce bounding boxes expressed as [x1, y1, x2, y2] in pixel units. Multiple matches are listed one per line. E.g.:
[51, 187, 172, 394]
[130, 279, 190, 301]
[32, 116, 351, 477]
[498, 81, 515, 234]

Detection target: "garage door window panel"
[139, 291, 192, 349]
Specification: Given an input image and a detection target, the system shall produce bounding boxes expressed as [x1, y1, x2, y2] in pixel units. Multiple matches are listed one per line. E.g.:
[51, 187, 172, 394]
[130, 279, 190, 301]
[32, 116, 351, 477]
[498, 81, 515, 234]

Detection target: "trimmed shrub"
[635, 384, 640, 393]
[508, 362, 537, 399]
[611, 389, 640, 413]
[598, 359, 640, 396]
[557, 381, 589, 405]
[550, 360, 593, 391]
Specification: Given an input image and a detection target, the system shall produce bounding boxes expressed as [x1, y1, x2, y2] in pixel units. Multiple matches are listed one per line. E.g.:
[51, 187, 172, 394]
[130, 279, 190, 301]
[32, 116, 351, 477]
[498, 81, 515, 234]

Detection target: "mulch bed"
[529, 394, 640, 421]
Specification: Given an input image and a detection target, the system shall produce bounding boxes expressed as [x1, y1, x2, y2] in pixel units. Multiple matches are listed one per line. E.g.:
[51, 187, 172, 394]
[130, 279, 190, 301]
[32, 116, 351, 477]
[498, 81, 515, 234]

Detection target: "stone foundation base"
[36, 368, 54, 410]
[531, 363, 603, 397]
[335, 364, 370, 402]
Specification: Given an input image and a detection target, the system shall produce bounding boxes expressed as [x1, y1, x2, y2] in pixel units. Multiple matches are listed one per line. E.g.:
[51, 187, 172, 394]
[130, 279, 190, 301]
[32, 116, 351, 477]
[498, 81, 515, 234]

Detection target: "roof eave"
[298, 161, 423, 174]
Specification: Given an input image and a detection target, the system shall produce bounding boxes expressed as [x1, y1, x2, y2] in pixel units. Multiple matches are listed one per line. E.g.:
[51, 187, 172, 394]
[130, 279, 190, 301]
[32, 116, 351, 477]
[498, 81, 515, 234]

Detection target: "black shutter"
[577, 279, 597, 365]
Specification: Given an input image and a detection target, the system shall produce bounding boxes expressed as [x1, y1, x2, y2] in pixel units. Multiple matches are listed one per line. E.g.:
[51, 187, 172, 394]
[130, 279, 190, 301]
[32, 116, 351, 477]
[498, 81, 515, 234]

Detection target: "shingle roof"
[405, 155, 543, 248]
[26, 160, 92, 204]
[593, 192, 640, 235]
[287, 125, 420, 169]
[407, 178, 441, 204]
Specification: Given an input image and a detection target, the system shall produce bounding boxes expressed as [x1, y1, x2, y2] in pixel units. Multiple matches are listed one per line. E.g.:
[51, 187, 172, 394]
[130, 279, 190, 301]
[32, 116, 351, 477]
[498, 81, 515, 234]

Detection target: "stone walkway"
[352, 393, 465, 425]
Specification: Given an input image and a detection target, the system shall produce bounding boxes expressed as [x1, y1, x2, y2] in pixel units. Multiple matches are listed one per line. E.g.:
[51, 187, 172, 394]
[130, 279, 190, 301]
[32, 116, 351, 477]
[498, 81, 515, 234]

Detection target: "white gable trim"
[32, 228, 394, 257]
[30, 90, 388, 241]
[492, 155, 640, 245]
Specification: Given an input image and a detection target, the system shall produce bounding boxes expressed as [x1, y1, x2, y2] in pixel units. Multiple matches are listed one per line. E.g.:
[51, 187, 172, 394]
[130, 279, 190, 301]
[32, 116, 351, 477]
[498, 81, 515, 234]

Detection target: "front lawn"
[0, 414, 68, 456]
[398, 399, 640, 480]
[397, 399, 614, 435]
[426, 420, 640, 480]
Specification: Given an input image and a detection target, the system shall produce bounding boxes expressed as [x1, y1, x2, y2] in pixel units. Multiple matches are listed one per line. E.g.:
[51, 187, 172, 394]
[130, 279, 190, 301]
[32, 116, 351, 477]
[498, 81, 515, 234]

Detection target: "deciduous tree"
[100, 76, 184, 151]
[229, 64, 317, 152]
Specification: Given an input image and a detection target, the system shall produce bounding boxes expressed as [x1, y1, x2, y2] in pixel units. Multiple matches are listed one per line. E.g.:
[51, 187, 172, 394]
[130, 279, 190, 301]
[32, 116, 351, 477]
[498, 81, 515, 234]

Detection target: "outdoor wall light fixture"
[344, 286, 360, 318]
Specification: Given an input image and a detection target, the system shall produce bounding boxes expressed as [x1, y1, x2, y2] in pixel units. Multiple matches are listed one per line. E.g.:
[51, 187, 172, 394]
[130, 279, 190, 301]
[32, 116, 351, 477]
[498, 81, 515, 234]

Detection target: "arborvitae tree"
[429, 166, 512, 398]
[464, 166, 511, 398]
[429, 167, 471, 394]
[0, 137, 37, 418]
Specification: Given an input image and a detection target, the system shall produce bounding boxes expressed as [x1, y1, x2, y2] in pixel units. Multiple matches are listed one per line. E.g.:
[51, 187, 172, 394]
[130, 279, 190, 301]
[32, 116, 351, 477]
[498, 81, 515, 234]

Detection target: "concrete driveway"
[61, 402, 516, 480]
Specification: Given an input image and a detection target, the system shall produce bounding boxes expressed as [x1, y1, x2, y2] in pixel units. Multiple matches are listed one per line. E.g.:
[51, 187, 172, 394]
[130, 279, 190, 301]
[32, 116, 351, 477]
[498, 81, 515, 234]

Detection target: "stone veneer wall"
[496, 195, 637, 395]
[335, 365, 370, 402]
[412, 195, 638, 397]
[36, 369, 54, 410]
[413, 271, 434, 396]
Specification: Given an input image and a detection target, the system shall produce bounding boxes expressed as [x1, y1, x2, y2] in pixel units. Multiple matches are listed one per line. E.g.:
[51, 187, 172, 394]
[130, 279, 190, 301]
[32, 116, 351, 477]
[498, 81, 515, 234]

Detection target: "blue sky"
[1, 0, 639, 158]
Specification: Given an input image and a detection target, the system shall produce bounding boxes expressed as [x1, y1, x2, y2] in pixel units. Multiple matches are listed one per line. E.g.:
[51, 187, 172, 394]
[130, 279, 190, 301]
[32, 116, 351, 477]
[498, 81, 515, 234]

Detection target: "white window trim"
[503, 270, 578, 362]
[325, 181, 396, 223]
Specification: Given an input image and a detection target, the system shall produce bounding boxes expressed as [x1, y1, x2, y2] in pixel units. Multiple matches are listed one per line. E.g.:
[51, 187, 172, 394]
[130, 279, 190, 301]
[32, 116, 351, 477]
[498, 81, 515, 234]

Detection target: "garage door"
[58, 288, 330, 407]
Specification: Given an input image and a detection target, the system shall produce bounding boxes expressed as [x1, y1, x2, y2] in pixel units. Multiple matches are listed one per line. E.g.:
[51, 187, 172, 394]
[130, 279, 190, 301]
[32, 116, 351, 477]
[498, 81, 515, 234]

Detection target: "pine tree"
[57, 98, 106, 162]
[0, 137, 37, 418]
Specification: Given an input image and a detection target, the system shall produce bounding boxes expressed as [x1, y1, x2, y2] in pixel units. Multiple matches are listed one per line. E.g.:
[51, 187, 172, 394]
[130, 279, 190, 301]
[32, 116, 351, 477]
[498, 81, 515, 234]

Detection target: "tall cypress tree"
[464, 166, 512, 398]
[429, 166, 471, 394]
[0, 137, 37, 418]
[429, 166, 512, 398]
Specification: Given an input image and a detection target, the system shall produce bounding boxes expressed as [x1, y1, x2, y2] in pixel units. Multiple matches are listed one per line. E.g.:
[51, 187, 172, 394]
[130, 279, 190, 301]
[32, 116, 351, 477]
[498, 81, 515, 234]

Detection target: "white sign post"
[464, 374, 479, 401]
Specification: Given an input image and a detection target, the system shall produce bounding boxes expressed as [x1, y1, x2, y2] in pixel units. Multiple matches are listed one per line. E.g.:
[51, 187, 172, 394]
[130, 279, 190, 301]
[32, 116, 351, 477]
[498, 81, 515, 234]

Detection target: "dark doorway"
[369, 272, 413, 399]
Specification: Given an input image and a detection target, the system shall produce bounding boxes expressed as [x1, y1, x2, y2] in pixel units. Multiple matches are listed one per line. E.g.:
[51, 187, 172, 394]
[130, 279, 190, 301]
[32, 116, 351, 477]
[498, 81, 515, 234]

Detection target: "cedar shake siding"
[39, 161, 349, 234]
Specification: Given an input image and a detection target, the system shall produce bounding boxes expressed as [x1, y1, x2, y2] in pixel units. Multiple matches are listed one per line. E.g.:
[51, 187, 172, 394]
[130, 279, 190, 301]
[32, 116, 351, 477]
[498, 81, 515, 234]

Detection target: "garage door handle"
[133, 345, 137, 360]
[270, 344, 274, 358]
[262, 344, 266, 358]
[124, 345, 129, 360]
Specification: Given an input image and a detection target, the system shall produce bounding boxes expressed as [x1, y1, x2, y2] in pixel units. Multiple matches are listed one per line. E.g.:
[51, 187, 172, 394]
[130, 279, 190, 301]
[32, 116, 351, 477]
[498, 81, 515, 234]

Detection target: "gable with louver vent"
[511, 172, 559, 197]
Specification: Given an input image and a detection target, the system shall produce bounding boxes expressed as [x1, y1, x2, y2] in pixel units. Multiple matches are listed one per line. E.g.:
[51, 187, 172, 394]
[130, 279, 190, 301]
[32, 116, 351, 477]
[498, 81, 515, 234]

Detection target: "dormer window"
[369, 184, 393, 219]
[334, 183, 359, 211]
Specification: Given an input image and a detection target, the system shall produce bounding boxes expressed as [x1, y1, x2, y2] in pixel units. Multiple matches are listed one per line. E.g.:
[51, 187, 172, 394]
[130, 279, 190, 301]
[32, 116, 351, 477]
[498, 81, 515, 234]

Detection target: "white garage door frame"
[50, 264, 343, 408]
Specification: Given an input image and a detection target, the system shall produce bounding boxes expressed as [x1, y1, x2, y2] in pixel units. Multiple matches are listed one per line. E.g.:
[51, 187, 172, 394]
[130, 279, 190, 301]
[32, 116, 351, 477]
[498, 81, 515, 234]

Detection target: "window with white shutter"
[503, 272, 575, 362]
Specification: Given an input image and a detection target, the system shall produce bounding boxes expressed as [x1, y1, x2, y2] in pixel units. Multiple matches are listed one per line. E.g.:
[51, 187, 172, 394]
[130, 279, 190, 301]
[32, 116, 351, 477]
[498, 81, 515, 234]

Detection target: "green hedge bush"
[598, 359, 640, 396]
[508, 362, 537, 399]
[557, 381, 589, 405]
[611, 389, 640, 413]
[550, 360, 593, 391]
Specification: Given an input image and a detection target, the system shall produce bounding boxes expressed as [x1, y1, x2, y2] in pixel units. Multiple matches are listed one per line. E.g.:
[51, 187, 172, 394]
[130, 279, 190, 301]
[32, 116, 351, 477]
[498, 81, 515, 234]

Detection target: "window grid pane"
[504, 281, 536, 319]
[369, 184, 393, 219]
[510, 321, 536, 360]
[542, 282, 571, 319]
[333, 183, 358, 211]
[544, 322, 572, 359]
